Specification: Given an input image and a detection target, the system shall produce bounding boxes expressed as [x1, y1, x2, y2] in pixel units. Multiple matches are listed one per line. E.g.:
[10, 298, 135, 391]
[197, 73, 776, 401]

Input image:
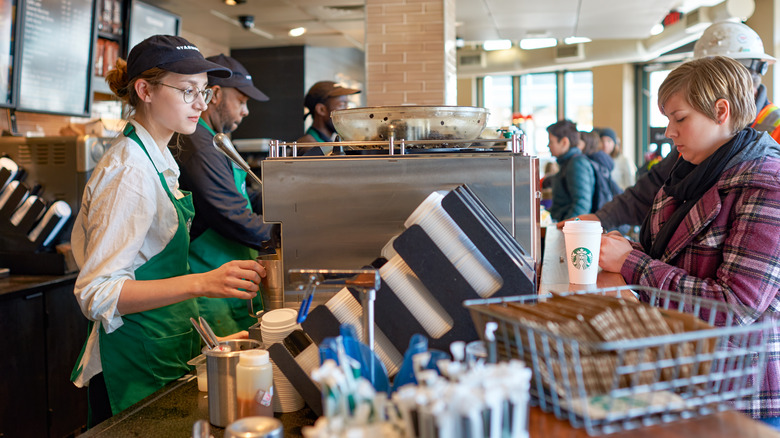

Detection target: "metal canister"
[224, 416, 283, 438]
[257, 250, 284, 311]
[204, 339, 262, 427]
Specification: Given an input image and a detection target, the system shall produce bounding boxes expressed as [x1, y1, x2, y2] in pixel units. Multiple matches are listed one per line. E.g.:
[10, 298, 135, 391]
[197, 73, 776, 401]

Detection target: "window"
[564, 71, 593, 131]
[648, 69, 673, 159]
[520, 73, 558, 158]
[482, 75, 513, 127]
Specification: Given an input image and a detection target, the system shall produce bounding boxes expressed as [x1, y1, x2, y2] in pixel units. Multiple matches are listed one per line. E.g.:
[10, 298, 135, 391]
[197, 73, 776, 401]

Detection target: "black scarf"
[640, 128, 757, 259]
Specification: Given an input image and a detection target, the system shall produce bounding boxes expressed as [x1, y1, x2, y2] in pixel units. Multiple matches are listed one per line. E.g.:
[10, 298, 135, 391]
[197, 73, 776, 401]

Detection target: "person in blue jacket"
[547, 119, 595, 221]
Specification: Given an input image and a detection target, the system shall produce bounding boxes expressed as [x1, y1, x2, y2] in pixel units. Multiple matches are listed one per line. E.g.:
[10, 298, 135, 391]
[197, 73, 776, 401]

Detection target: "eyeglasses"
[739, 59, 769, 76]
[156, 82, 213, 104]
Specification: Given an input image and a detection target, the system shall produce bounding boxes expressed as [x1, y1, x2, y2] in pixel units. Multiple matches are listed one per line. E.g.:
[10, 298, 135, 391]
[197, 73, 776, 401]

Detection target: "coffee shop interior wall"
[230, 45, 364, 142]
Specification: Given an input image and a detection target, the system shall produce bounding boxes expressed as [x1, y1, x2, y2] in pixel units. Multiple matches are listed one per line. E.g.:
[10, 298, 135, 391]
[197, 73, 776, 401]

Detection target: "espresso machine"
[260, 137, 540, 301]
[0, 135, 112, 273]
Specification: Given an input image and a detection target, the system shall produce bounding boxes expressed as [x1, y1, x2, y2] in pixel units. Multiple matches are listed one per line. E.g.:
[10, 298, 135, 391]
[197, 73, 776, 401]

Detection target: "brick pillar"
[365, 0, 457, 106]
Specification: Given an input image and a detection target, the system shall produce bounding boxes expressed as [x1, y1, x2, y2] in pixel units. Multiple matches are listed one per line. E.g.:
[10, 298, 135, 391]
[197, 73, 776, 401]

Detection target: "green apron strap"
[189, 121, 261, 335]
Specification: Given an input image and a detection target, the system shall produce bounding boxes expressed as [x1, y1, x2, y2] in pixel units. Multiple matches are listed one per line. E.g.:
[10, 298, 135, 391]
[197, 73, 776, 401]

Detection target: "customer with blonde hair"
[599, 56, 780, 425]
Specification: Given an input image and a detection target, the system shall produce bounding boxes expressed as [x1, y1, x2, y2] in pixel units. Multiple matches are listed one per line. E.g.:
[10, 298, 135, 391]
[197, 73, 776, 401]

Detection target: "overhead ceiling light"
[650, 23, 665, 36]
[224, 0, 246, 5]
[519, 38, 557, 50]
[289, 27, 306, 37]
[483, 39, 512, 51]
[563, 36, 591, 45]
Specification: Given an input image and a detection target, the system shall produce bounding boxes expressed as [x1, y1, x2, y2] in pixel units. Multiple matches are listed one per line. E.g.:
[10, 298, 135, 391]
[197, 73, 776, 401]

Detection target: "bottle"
[236, 349, 274, 419]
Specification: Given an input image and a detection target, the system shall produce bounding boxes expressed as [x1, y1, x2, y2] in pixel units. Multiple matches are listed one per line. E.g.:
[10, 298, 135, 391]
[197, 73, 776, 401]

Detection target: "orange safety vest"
[752, 102, 780, 142]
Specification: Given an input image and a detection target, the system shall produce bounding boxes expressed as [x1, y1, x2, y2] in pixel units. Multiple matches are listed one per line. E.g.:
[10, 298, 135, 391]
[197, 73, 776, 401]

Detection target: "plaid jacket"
[622, 154, 780, 419]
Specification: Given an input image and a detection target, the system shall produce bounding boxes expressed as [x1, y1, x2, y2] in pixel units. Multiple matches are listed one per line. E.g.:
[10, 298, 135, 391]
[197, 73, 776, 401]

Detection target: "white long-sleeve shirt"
[71, 120, 185, 386]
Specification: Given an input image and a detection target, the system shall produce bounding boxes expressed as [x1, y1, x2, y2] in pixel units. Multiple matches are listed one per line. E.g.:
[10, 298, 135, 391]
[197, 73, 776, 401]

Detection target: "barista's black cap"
[206, 54, 269, 102]
[127, 35, 231, 81]
[304, 81, 360, 114]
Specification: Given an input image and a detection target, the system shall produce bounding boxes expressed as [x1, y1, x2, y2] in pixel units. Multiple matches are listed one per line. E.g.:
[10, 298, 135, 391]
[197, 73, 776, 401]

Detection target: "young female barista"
[599, 56, 780, 425]
[69, 35, 266, 425]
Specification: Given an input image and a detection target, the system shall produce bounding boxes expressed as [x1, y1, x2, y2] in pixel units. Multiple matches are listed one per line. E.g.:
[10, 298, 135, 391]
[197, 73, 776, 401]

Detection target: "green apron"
[71, 124, 200, 416]
[189, 118, 261, 336]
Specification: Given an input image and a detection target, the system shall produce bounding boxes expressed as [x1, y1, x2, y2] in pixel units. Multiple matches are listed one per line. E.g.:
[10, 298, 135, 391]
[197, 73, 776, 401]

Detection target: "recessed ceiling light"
[519, 38, 557, 50]
[289, 27, 306, 37]
[224, 0, 246, 5]
[483, 39, 512, 51]
[564, 36, 591, 45]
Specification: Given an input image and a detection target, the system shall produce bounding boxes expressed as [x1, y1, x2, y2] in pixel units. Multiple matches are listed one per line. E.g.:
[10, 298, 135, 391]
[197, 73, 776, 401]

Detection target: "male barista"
[172, 54, 277, 336]
[297, 80, 360, 155]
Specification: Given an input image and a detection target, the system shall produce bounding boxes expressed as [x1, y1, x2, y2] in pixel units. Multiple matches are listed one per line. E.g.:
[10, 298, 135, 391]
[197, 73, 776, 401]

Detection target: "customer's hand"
[599, 231, 633, 272]
[556, 214, 600, 229]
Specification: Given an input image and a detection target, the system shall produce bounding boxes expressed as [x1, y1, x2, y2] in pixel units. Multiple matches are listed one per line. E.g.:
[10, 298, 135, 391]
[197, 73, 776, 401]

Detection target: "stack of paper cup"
[325, 288, 403, 376]
[561, 220, 603, 284]
[404, 191, 502, 297]
[260, 308, 305, 413]
[379, 255, 453, 338]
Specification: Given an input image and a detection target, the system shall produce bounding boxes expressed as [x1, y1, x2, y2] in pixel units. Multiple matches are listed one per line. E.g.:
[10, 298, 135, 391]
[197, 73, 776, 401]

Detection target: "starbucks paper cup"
[562, 220, 602, 284]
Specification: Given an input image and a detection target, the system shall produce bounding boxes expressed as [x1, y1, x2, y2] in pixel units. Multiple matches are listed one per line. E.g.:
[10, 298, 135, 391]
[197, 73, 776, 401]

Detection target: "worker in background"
[296, 80, 360, 156]
[560, 21, 780, 231]
[172, 54, 278, 336]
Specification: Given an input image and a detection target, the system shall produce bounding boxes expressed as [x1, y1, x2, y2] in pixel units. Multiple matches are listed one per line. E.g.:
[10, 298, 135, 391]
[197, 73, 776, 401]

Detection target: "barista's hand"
[599, 231, 633, 273]
[199, 260, 266, 299]
[556, 214, 600, 229]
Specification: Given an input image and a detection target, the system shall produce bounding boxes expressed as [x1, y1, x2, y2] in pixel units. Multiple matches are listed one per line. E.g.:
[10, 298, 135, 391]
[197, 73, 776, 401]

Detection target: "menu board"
[17, 0, 95, 116]
[0, 0, 17, 108]
[128, 1, 179, 51]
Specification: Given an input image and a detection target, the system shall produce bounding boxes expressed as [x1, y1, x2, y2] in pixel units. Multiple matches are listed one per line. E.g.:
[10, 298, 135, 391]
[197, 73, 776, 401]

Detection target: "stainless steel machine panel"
[0, 135, 111, 213]
[261, 152, 539, 295]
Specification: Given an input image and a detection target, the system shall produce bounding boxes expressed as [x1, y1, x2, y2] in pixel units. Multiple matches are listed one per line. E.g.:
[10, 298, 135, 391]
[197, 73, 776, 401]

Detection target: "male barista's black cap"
[206, 54, 269, 102]
[304, 81, 361, 115]
[127, 35, 231, 82]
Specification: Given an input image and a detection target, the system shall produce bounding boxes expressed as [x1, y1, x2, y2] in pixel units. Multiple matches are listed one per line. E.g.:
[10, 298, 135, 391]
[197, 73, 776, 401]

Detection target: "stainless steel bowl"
[331, 105, 489, 143]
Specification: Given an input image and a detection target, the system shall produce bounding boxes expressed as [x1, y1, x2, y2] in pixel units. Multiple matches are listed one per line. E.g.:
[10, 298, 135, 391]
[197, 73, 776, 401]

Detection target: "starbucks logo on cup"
[571, 247, 593, 270]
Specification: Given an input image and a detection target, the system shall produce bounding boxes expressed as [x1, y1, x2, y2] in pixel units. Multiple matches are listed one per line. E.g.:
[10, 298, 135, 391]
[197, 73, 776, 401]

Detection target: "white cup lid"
[261, 308, 297, 329]
[562, 220, 602, 233]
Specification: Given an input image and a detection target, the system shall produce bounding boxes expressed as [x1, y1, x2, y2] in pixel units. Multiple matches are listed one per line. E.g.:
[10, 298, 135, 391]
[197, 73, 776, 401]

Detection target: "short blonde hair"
[658, 56, 756, 134]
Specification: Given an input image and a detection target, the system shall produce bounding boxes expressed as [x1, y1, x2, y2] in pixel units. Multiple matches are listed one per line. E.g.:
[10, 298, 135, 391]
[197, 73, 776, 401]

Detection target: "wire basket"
[464, 286, 775, 435]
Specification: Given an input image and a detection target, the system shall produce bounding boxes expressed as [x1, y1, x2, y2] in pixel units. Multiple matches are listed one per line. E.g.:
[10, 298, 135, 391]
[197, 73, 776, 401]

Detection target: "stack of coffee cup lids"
[260, 308, 305, 413]
[404, 191, 502, 297]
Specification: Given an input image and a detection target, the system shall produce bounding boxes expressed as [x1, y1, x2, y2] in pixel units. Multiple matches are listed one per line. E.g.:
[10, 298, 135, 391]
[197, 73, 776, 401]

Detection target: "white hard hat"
[693, 21, 776, 64]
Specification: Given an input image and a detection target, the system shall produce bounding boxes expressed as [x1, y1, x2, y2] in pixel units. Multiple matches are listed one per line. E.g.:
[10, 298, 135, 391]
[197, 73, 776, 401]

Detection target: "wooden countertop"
[0, 272, 78, 300]
[529, 406, 780, 437]
[535, 225, 780, 437]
